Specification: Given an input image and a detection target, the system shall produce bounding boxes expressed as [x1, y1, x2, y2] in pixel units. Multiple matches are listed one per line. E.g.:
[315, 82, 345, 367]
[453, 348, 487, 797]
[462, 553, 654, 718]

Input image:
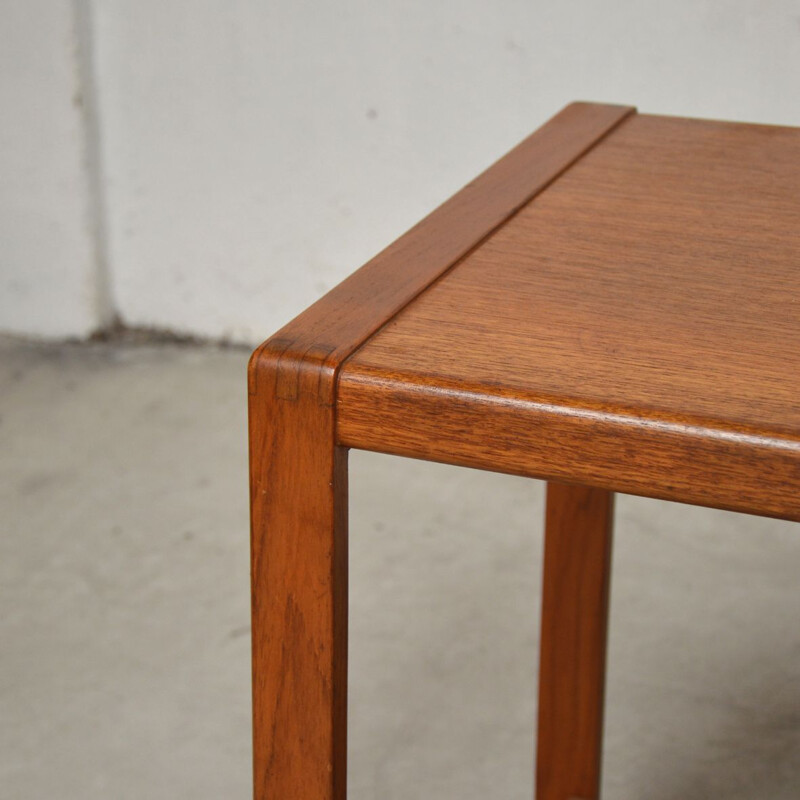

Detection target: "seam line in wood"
[333, 106, 637, 390]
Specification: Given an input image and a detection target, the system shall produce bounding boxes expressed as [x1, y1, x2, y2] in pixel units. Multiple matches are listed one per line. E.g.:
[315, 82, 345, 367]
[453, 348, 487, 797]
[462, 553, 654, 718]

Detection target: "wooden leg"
[249, 350, 348, 800]
[536, 482, 615, 800]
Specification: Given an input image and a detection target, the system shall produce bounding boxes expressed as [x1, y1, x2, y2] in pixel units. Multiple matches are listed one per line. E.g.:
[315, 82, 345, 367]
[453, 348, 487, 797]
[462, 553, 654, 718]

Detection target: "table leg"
[536, 482, 615, 800]
[249, 351, 348, 800]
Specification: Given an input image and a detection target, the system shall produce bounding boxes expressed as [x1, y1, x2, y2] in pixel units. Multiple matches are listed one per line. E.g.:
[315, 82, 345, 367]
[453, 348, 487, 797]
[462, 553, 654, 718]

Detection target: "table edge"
[336, 370, 800, 522]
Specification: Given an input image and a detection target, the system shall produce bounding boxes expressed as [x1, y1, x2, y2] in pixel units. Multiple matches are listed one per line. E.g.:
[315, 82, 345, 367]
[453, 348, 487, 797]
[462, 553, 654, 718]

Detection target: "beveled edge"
[336, 371, 800, 522]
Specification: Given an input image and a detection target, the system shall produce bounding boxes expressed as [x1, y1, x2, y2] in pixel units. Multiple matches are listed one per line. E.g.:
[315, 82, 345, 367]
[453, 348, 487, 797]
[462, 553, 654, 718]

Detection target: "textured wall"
[0, 0, 107, 338]
[4, 1, 800, 341]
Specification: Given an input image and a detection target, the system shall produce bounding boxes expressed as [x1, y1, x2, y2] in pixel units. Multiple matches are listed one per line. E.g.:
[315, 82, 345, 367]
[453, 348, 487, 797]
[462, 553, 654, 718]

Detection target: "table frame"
[248, 102, 799, 800]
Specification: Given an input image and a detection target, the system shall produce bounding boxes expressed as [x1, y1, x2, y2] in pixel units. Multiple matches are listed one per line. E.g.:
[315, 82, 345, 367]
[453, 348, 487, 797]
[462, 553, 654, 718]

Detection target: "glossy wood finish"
[537, 484, 614, 800]
[248, 102, 633, 800]
[338, 114, 800, 521]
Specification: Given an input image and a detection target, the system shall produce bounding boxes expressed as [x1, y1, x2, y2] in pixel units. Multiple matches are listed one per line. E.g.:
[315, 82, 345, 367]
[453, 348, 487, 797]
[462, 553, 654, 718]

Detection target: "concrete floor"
[2, 337, 800, 799]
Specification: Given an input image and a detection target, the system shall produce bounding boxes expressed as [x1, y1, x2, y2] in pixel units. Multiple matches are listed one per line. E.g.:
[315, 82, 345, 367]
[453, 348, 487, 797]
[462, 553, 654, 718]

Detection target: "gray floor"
[2, 338, 799, 799]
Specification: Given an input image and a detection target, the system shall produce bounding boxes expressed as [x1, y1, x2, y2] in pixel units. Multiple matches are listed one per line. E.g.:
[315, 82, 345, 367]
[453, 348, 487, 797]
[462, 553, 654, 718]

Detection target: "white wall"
[3, 1, 800, 343]
[0, 0, 108, 339]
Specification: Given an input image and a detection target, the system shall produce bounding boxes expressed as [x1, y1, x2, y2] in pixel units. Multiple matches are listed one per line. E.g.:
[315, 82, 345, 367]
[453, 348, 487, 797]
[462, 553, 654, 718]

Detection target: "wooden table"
[248, 102, 800, 800]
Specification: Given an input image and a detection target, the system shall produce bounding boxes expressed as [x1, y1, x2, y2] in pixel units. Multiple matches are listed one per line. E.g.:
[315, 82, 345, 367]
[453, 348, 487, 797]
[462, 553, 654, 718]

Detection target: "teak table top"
[337, 108, 800, 521]
[253, 102, 800, 522]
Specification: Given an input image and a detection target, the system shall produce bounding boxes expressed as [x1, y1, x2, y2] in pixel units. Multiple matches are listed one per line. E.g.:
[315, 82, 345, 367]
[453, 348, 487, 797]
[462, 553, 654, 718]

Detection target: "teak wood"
[249, 102, 800, 800]
[537, 484, 614, 800]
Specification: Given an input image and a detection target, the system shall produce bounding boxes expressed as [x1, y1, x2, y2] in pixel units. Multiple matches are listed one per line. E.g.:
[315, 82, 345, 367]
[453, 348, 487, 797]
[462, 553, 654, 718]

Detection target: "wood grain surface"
[338, 113, 800, 521]
[248, 102, 633, 799]
[537, 484, 614, 800]
[248, 363, 349, 800]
